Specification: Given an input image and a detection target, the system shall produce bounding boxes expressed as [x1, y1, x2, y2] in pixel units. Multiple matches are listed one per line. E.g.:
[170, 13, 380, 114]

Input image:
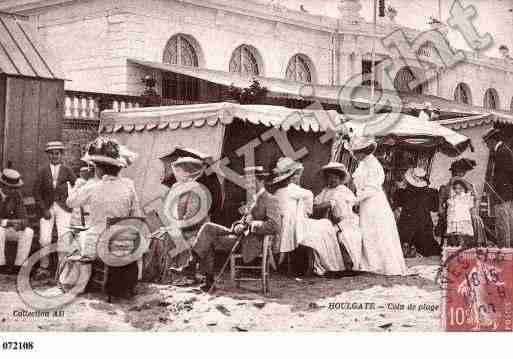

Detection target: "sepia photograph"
[0, 0, 512, 346]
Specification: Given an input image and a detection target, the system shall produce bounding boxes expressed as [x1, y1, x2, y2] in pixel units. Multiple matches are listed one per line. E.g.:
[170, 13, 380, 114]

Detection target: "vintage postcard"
[0, 0, 513, 345]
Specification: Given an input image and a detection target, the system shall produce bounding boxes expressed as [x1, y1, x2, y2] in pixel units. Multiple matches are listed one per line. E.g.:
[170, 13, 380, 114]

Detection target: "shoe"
[340, 270, 360, 277]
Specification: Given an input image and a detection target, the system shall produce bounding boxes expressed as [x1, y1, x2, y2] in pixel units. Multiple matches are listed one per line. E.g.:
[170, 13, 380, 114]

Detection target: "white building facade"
[1, 0, 512, 113]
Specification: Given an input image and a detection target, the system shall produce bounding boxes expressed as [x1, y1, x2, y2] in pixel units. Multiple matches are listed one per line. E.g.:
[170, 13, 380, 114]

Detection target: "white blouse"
[352, 154, 385, 202]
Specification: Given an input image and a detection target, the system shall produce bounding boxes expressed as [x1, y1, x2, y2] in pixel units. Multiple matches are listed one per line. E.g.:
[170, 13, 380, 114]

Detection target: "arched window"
[229, 45, 261, 76]
[162, 34, 201, 103]
[163, 34, 199, 67]
[483, 88, 500, 110]
[394, 67, 423, 94]
[285, 54, 313, 83]
[454, 83, 472, 105]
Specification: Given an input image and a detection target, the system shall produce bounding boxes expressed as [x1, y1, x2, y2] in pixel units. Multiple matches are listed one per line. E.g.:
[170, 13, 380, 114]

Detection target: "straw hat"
[344, 136, 377, 153]
[45, 141, 65, 152]
[0, 169, 23, 188]
[270, 157, 303, 185]
[320, 162, 350, 183]
[404, 167, 428, 188]
[171, 157, 204, 167]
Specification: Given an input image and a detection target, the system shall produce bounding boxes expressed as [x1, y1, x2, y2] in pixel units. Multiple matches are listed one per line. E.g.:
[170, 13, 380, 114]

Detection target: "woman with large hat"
[345, 136, 406, 275]
[269, 157, 345, 275]
[314, 162, 362, 271]
[394, 167, 441, 257]
[67, 137, 142, 260]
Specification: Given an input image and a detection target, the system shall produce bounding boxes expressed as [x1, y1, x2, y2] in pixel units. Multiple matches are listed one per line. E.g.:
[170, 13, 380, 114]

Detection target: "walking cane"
[208, 233, 244, 294]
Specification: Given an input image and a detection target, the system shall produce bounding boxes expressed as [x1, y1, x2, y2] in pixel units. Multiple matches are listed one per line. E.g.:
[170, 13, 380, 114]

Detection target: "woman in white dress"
[269, 157, 345, 275]
[345, 137, 407, 276]
[314, 162, 362, 271]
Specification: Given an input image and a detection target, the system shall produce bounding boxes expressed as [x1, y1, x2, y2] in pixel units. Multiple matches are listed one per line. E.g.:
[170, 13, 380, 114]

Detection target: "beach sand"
[0, 257, 442, 332]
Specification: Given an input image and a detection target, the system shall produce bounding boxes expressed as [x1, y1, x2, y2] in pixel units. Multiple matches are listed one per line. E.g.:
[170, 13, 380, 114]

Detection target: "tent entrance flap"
[112, 123, 226, 213]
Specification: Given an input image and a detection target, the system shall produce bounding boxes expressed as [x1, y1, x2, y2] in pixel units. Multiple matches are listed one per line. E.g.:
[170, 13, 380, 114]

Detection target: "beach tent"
[100, 102, 471, 226]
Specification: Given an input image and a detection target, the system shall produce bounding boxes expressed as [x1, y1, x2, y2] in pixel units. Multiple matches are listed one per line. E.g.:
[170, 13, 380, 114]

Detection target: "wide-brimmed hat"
[171, 157, 204, 167]
[344, 136, 377, 153]
[85, 137, 137, 168]
[45, 141, 65, 152]
[450, 158, 476, 174]
[270, 157, 303, 185]
[404, 167, 428, 188]
[0, 169, 23, 187]
[320, 162, 350, 183]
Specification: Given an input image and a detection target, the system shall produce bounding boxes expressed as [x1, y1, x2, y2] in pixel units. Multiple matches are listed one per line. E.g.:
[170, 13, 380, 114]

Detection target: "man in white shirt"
[33, 141, 76, 278]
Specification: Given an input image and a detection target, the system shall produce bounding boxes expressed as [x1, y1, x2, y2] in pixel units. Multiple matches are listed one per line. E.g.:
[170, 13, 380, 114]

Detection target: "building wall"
[12, 0, 513, 112]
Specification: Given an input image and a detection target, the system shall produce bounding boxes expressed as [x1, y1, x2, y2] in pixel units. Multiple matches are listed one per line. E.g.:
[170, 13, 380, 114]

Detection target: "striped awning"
[0, 15, 64, 79]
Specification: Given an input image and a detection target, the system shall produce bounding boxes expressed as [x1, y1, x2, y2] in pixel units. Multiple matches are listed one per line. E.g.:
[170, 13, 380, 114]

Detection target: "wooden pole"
[370, 0, 377, 115]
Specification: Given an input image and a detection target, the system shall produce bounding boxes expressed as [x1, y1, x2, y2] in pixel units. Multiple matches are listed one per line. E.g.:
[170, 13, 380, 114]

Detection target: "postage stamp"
[441, 247, 513, 332]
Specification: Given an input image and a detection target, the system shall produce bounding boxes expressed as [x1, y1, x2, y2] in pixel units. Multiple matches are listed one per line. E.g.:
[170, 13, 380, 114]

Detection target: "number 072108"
[2, 341, 34, 350]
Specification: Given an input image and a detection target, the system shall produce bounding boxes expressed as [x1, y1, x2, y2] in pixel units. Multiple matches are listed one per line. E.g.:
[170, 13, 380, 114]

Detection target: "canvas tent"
[100, 102, 471, 226]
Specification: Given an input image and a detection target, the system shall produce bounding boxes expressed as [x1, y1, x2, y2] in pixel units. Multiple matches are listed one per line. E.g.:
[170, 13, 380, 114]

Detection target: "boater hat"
[45, 141, 65, 152]
[0, 169, 23, 188]
[404, 167, 428, 188]
[320, 162, 350, 183]
[344, 136, 377, 153]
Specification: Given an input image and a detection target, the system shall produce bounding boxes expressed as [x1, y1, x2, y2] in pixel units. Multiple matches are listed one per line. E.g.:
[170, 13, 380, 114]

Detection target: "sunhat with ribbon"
[83, 137, 138, 168]
[320, 162, 350, 183]
[0, 169, 23, 188]
[404, 167, 428, 188]
[344, 136, 377, 153]
[270, 157, 303, 185]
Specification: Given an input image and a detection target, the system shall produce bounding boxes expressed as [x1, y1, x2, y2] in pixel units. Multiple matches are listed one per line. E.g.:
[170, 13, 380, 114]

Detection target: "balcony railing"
[64, 90, 144, 121]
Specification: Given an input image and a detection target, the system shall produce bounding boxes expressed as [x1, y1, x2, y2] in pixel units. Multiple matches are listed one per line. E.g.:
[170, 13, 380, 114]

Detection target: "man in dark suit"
[0, 169, 34, 274]
[191, 166, 281, 292]
[34, 141, 76, 276]
[484, 128, 513, 247]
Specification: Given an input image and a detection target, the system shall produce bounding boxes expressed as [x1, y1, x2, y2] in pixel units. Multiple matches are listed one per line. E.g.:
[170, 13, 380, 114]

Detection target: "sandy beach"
[0, 257, 442, 332]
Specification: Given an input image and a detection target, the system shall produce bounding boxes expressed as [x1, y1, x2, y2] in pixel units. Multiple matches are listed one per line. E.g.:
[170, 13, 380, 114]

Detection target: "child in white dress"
[446, 179, 474, 247]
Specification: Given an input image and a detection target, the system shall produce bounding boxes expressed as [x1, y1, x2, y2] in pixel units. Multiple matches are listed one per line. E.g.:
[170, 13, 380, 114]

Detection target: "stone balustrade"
[64, 90, 143, 120]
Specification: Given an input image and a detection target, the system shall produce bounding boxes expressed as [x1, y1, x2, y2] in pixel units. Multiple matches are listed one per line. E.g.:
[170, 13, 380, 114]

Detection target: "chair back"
[103, 217, 151, 263]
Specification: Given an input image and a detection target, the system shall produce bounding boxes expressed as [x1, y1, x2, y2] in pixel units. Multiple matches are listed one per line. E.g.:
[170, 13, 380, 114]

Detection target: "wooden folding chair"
[230, 234, 277, 295]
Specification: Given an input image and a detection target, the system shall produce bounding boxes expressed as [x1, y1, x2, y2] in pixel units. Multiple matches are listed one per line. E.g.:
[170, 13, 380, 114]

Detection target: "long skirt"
[298, 218, 345, 275]
[359, 191, 407, 276]
[336, 218, 363, 270]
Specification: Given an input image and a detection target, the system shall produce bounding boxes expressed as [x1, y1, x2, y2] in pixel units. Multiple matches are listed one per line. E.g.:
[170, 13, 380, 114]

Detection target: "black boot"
[200, 274, 215, 292]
